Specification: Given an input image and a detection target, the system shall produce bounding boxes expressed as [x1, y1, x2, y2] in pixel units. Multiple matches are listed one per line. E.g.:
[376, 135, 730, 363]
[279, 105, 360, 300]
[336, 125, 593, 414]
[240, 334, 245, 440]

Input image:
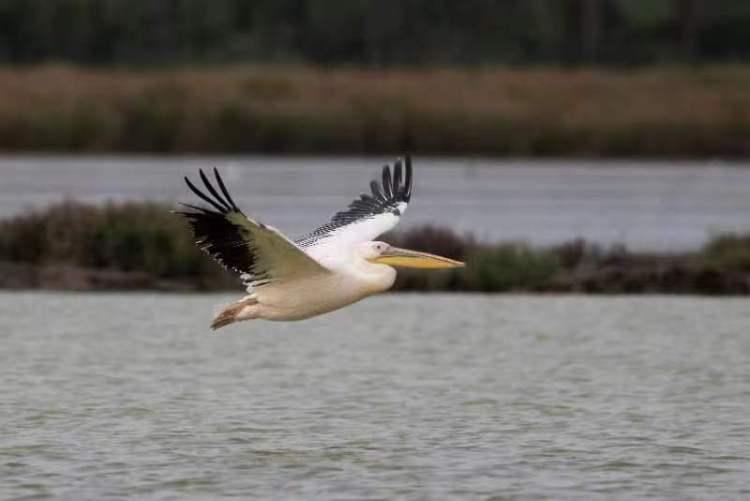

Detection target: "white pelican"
[177, 156, 464, 329]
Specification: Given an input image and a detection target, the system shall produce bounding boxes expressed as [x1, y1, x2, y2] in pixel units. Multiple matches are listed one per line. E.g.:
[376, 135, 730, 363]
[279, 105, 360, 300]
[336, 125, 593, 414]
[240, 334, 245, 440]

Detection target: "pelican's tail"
[211, 295, 259, 330]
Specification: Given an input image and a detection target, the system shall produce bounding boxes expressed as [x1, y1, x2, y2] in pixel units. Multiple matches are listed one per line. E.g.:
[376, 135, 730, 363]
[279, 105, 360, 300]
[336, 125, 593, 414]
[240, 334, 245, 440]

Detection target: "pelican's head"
[360, 241, 465, 269]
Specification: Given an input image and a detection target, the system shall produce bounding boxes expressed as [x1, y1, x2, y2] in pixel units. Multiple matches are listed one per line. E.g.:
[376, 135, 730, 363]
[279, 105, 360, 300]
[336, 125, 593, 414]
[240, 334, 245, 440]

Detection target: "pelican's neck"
[353, 258, 397, 293]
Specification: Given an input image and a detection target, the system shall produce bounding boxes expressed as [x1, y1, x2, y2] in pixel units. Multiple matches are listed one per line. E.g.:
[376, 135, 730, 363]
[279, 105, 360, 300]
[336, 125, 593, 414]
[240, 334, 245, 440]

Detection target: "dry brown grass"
[0, 64, 749, 155]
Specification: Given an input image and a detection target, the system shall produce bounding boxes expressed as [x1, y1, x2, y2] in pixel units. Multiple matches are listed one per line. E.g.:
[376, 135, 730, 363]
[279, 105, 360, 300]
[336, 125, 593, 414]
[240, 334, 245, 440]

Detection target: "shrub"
[462, 244, 561, 292]
[702, 233, 750, 272]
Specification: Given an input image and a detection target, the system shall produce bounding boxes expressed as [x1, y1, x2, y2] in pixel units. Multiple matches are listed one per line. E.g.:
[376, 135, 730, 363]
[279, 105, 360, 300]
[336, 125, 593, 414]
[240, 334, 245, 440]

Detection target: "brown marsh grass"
[0, 64, 749, 156]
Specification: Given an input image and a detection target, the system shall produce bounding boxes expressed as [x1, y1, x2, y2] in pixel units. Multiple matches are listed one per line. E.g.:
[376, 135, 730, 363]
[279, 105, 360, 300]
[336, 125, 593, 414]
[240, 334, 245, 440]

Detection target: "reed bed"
[0, 65, 749, 156]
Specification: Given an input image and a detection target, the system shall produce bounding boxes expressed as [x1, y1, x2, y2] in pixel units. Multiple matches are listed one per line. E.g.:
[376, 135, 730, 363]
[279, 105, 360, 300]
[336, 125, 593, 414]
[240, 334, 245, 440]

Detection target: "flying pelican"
[177, 156, 464, 329]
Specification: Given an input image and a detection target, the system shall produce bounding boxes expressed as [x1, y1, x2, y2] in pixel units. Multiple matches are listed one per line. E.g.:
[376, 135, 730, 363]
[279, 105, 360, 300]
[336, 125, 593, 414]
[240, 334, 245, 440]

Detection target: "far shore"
[1, 65, 749, 158]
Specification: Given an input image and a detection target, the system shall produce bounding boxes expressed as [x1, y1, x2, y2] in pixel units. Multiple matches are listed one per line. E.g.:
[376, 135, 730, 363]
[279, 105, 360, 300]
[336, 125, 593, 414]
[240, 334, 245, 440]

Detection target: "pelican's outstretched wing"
[177, 169, 329, 289]
[296, 156, 413, 251]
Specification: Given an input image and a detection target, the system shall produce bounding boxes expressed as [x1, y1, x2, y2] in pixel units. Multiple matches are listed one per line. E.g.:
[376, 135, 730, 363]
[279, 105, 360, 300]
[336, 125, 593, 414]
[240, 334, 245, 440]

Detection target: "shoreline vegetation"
[1, 65, 750, 157]
[1, 201, 749, 294]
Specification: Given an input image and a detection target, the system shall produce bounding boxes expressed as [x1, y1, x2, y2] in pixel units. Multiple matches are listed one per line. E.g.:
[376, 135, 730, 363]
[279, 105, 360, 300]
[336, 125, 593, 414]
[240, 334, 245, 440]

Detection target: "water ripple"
[1, 293, 750, 499]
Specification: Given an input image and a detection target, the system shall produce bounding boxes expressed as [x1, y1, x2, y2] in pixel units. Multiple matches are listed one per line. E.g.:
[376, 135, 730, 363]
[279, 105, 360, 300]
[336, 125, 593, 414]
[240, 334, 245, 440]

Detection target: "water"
[2, 292, 749, 499]
[2, 155, 750, 251]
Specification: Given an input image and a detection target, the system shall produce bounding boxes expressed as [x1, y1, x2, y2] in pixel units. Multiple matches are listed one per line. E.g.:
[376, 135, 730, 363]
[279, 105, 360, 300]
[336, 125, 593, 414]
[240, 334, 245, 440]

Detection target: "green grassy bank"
[1, 65, 750, 157]
[1, 201, 749, 294]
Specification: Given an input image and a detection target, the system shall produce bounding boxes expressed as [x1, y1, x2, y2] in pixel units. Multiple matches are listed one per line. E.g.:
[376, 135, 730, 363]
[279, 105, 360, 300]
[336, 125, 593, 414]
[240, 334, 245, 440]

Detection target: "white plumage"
[177, 156, 463, 329]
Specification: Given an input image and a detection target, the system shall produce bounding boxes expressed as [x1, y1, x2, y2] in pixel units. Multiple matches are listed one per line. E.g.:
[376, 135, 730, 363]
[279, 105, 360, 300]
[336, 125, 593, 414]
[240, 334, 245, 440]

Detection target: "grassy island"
[1, 201, 749, 294]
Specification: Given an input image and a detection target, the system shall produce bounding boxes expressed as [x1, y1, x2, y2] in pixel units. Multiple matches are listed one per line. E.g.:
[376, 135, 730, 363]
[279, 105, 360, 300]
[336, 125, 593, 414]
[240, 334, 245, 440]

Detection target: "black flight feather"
[382, 166, 393, 198]
[213, 168, 239, 212]
[199, 169, 231, 212]
[403, 156, 413, 200]
[393, 160, 402, 195]
[296, 155, 413, 247]
[177, 170, 270, 284]
[184, 175, 226, 213]
[370, 180, 384, 201]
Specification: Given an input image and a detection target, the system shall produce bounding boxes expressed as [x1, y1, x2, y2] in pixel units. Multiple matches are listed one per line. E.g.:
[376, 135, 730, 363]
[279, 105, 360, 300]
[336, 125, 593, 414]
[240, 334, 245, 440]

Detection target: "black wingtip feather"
[185, 175, 226, 213]
[213, 168, 239, 212]
[199, 169, 231, 212]
[183, 168, 245, 216]
[176, 202, 212, 214]
[403, 155, 412, 201]
[392, 159, 403, 196]
[382, 166, 393, 198]
[178, 168, 274, 285]
[370, 180, 384, 201]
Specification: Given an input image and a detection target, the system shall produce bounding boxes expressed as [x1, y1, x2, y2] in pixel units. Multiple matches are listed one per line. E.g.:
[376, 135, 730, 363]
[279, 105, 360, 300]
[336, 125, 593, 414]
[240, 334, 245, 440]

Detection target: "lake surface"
[2, 155, 750, 250]
[2, 293, 749, 499]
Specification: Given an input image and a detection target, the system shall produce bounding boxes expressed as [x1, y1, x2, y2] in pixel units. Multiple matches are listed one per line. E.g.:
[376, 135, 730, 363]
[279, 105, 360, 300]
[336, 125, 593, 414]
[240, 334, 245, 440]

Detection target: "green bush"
[702, 233, 750, 272]
[462, 244, 561, 292]
[0, 201, 232, 287]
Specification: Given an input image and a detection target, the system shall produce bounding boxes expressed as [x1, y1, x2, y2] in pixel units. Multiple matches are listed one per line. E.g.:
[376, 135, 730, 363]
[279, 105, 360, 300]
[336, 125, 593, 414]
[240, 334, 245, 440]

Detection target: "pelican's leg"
[211, 295, 258, 330]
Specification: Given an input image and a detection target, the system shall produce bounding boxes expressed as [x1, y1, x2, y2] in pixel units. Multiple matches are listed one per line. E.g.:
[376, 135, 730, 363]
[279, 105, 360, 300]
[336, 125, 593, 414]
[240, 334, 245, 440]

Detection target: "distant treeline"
[1, 201, 749, 294]
[2, 65, 750, 157]
[0, 1, 749, 66]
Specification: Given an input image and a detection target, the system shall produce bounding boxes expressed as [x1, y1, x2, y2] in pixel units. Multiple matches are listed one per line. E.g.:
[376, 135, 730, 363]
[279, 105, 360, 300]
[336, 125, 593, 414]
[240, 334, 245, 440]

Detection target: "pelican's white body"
[235, 248, 397, 321]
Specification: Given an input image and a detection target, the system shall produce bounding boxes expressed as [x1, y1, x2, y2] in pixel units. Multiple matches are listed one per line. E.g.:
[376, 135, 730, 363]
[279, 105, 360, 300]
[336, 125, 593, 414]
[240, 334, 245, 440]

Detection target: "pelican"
[177, 156, 464, 329]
